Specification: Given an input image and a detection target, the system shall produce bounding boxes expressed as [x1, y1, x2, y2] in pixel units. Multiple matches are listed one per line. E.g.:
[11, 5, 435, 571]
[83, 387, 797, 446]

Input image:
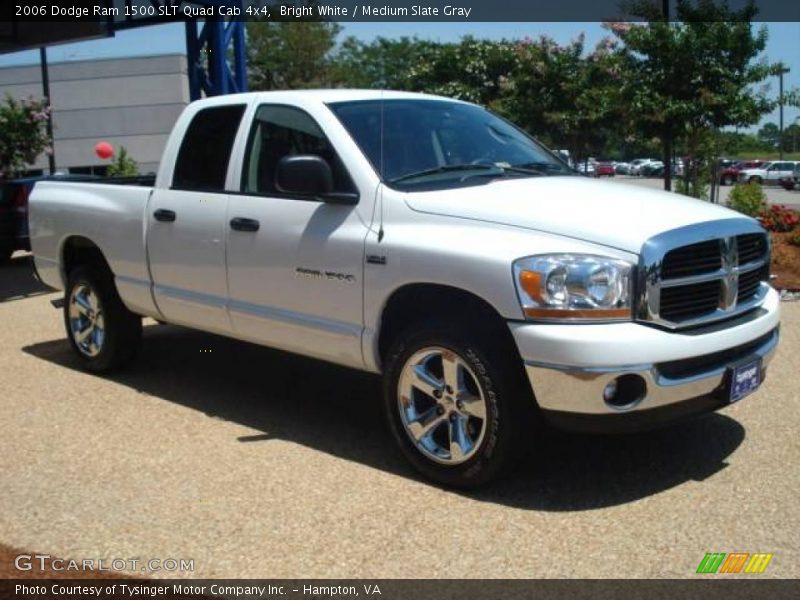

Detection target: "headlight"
[513, 254, 633, 321]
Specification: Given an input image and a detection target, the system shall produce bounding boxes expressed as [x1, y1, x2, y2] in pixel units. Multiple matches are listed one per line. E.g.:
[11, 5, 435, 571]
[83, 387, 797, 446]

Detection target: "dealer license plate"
[729, 359, 761, 404]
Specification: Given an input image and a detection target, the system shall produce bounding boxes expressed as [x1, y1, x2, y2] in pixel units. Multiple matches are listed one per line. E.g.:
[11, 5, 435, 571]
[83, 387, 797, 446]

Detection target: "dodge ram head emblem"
[720, 237, 739, 311]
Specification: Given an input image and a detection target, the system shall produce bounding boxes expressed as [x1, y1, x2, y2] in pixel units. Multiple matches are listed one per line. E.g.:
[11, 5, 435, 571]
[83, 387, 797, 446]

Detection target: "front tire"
[64, 266, 142, 372]
[383, 323, 528, 487]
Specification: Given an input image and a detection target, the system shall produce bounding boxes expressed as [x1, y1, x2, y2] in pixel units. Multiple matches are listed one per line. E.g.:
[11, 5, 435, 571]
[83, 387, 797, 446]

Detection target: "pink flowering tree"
[0, 95, 52, 179]
[498, 34, 626, 164]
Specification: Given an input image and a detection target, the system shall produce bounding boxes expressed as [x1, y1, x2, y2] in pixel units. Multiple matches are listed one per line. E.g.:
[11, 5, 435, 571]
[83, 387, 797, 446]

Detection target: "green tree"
[0, 95, 51, 179]
[498, 35, 626, 164]
[246, 20, 341, 90]
[716, 130, 771, 156]
[331, 36, 436, 89]
[607, 0, 779, 192]
[106, 146, 139, 177]
[757, 122, 780, 149]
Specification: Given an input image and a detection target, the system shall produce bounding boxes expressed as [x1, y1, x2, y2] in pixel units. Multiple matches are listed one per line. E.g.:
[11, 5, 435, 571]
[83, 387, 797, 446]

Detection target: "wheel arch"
[59, 235, 113, 286]
[373, 282, 521, 370]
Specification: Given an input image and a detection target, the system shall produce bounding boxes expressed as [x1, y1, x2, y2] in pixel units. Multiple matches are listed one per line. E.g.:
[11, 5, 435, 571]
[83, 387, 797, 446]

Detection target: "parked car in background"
[0, 178, 35, 261]
[614, 162, 631, 175]
[594, 163, 615, 177]
[640, 161, 665, 177]
[577, 161, 596, 176]
[719, 160, 765, 186]
[739, 161, 800, 185]
[629, 158, 658, 176]
[778, 163, 800, 191]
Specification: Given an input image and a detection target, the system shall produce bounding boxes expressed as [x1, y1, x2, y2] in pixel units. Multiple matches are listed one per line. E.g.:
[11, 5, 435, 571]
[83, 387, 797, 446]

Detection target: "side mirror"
[274, 155, 359, 205]
[275, 155, 333, 195]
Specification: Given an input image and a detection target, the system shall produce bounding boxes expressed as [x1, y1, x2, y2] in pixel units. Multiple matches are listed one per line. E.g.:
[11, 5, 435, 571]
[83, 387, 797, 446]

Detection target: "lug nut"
[445, 385, 454, 394]
[433, 389, 442, 399]
[436, 406, 445, 415]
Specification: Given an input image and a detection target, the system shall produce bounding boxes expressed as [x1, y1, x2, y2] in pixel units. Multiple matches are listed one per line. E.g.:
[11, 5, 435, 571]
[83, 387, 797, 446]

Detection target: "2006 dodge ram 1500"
[30, 91, 781, 486]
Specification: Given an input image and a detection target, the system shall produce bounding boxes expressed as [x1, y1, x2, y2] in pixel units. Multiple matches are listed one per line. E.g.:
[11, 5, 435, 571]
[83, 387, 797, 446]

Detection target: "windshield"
[328, 99, 573, 190]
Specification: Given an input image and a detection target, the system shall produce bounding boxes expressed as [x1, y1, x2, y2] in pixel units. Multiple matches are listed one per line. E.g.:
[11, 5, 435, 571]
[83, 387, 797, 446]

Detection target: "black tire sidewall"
[64, 267, 141, 372]
[383, 325, 519, 488]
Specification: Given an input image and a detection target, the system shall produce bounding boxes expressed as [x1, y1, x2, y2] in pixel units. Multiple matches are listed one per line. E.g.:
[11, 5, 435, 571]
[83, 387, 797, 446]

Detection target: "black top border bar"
[3, 0, 800, 23]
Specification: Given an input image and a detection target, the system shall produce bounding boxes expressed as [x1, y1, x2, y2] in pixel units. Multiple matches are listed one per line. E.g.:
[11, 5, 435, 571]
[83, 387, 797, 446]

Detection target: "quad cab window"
[172, 104, 246, 192]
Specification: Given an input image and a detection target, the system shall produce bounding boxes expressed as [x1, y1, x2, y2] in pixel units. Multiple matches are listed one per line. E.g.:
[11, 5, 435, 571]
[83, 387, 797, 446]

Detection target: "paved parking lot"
[0, 254, 798, 578]
[610, 175, 800, 207]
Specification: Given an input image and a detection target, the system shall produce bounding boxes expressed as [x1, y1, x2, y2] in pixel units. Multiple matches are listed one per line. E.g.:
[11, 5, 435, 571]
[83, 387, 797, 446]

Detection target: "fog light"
[603, 380, 618, 402]
[603, 374, 647, 409]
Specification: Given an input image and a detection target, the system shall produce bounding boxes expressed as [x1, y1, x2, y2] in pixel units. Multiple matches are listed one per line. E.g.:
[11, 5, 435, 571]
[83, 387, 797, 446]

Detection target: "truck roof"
[188, 89, 468, 108]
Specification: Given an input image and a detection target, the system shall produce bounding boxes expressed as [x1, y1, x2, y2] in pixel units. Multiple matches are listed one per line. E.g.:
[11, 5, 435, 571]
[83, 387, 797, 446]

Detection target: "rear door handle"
[153, 209, 176, 222]
[230, 217, 260, 232]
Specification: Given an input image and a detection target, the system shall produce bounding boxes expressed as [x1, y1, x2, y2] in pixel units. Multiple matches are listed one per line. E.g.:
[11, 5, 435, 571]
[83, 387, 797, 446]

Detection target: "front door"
[225, 104, 368, 367]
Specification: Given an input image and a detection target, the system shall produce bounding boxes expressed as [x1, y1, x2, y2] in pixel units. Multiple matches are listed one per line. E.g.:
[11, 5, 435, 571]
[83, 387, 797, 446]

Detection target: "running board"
[50, 298, 64, 309]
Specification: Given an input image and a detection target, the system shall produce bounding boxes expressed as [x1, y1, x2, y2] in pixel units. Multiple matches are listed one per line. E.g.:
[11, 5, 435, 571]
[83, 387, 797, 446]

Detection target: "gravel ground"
[0, 254, 798, 579]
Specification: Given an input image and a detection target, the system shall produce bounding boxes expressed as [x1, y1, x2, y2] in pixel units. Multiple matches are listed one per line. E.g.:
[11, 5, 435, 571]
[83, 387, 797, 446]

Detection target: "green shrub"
[727, 182, 766, 217]
[106, 146, 139, 177]
[675, 177, 709, 200]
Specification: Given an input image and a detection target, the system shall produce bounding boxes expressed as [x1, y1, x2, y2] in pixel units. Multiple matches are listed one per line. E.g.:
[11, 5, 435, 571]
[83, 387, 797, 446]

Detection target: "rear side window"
[172, 105, 246, 191]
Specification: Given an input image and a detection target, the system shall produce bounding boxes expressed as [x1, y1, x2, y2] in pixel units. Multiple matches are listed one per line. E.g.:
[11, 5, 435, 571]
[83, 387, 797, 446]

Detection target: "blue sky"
[1, 21, 797, 127]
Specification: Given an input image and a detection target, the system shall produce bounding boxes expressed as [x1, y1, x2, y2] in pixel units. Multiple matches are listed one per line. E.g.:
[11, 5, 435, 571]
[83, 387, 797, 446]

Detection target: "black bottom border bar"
[2, 579, 799, 600]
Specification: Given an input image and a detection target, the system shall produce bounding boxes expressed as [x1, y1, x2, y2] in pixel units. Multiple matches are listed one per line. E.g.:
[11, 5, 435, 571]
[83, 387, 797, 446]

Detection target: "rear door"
[147, 104, 246, 334]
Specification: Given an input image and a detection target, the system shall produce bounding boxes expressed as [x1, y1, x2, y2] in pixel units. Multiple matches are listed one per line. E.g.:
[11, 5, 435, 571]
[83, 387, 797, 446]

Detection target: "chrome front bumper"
[525, 327, 778, 420]
[510, 287, 781, 432]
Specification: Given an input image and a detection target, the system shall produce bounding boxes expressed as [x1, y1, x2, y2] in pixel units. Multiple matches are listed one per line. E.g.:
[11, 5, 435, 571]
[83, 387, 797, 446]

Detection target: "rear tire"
[64, 266, 141, 372]
[721, 175, 733, 186]
[383, 321, 533, 488]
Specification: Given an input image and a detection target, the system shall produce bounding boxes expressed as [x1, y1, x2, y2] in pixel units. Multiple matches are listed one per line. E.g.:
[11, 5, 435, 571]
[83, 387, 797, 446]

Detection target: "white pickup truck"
[30, 90, 780, 487]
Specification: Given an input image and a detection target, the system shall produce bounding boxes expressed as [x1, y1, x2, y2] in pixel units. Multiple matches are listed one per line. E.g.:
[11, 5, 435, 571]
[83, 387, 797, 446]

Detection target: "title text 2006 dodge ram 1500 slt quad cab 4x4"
[30, 91, 780, 487]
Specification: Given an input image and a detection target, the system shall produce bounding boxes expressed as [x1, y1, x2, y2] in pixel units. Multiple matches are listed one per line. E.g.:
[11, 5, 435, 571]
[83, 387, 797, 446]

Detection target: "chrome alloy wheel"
[397, 347, 488, 465]
[68, 283, 105, 357]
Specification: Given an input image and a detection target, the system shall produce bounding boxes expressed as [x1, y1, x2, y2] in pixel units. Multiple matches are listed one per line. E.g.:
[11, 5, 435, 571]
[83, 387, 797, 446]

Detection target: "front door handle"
[230, 217, 260, 232]
[153, 209, 176, 222]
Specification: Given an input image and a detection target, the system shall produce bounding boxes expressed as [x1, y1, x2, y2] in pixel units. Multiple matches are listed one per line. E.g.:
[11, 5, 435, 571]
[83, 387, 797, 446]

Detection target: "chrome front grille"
[636, 220, 770, 329]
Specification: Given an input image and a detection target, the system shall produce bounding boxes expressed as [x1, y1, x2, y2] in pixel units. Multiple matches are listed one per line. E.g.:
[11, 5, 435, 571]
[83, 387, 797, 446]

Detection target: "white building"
[0, 54, 189, 175]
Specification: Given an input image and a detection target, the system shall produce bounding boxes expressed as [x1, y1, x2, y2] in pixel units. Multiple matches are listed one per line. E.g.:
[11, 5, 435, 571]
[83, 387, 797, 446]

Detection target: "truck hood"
[403, 176, 745, 254]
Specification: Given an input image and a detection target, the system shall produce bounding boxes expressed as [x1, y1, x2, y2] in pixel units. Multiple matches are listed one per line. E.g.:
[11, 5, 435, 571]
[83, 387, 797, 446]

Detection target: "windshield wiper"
[512, 161, 568, 173]
[389, 164, 499, 184]
[390, 162, 552, 185]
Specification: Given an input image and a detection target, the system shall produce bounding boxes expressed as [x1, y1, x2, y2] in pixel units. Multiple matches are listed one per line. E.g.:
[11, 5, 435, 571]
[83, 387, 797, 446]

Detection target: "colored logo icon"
[696, 552, 774, 574]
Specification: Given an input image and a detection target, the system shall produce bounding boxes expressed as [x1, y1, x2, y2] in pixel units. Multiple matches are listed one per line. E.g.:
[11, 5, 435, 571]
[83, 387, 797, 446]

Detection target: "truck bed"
[29, 179, 156, 316]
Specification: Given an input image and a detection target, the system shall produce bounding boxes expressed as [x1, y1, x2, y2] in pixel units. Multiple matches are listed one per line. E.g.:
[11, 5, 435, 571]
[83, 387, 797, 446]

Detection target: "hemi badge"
[366, 255, 387, 265]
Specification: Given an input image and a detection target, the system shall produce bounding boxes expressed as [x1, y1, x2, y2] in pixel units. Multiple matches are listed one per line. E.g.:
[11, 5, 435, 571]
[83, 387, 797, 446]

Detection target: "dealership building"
[0, 54, 189, 175]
